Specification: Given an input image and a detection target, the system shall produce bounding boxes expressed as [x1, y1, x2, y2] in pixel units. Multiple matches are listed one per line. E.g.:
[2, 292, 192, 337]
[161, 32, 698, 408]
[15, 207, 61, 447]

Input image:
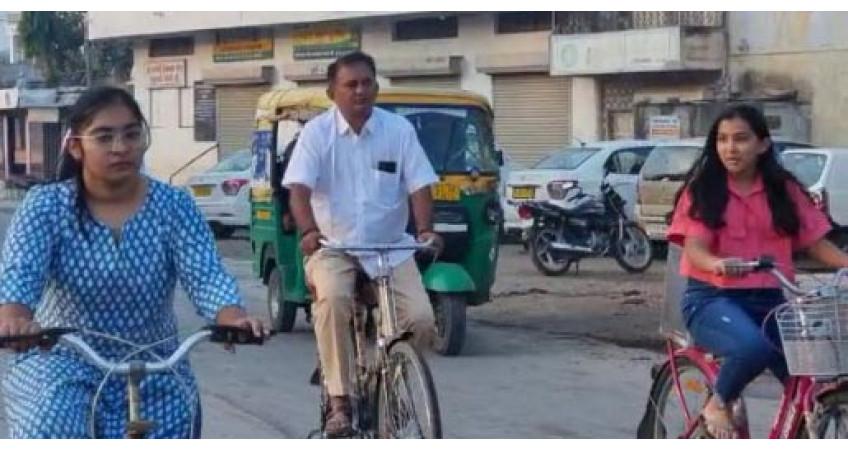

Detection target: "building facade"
[88, 11, 728, 180]
[728, 11, 848, 146]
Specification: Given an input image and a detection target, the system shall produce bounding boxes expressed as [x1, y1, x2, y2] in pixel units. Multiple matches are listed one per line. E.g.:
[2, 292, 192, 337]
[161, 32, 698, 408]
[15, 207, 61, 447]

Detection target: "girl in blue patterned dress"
[0, 86, 266, 438]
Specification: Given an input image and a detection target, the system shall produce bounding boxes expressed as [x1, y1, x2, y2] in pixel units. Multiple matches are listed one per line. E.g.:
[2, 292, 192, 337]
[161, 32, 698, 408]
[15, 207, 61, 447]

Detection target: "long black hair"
[57, 86, 148, 234]
[672, 104, 807, 236]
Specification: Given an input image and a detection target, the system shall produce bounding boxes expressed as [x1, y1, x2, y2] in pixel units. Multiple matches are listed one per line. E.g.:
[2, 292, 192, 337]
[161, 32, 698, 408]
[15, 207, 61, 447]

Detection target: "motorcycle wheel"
[529, 228, 572, 276]
[614, 223, 653, 273]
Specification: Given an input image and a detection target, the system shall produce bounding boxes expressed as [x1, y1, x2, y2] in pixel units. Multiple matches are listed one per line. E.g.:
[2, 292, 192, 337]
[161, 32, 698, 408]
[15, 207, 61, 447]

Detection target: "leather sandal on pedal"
[325, 396, 353, 438]
[699, 405, 737, 439]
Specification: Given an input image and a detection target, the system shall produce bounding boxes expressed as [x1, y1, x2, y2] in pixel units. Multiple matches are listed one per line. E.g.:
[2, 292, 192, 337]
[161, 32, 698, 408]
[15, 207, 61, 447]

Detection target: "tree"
[18, 11, 85, 85]
[18, 11, 133, 86]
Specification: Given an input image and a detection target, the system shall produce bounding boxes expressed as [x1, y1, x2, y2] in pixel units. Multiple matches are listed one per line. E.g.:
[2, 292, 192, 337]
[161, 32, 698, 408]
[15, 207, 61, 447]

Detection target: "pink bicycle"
[638, 254, 848, 439]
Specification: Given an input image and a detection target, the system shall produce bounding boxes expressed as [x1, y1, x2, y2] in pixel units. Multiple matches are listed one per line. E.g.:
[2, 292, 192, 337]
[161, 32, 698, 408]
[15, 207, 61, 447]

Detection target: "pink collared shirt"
[667, 176, 831, 289]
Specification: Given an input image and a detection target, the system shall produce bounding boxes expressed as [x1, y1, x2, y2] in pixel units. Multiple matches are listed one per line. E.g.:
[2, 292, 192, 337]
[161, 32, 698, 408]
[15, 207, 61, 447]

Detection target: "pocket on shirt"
[372, 169, 403, 208]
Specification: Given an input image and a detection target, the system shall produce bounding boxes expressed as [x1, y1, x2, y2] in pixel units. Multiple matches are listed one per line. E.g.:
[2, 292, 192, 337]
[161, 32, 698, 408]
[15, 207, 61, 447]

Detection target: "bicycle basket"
[777, 298, 848, 376]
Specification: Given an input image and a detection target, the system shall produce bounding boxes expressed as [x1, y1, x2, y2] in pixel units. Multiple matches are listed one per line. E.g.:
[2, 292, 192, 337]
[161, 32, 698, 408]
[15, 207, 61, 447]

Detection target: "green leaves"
[18, 12, 132, 86]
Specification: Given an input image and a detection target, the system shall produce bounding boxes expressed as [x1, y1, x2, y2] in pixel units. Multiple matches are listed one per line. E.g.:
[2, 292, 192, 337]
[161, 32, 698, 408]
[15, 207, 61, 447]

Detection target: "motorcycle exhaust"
[549, 242, 593, 254]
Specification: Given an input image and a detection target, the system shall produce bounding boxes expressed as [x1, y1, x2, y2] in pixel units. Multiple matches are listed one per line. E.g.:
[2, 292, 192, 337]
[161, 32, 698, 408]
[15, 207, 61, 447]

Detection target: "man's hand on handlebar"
[301, 229, 324, 257]
[417, 231, 443, 256]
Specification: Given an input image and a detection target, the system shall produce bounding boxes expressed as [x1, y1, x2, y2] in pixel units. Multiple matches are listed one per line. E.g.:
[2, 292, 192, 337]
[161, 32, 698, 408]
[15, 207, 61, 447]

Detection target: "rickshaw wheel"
[268, 266, 298, 332]
[431, 293, 466, 356]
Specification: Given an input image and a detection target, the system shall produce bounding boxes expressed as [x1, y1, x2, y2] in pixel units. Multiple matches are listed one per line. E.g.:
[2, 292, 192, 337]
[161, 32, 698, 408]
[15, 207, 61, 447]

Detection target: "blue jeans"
[681, 278, 789, 403]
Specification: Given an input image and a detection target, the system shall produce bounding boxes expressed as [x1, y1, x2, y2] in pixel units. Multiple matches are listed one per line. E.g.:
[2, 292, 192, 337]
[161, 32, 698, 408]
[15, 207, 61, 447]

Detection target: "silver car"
[186, 149, 253, 238]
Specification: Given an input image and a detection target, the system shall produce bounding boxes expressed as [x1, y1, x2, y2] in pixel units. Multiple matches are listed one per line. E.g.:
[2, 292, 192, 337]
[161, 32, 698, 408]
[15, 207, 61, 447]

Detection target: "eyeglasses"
[71, 126, 150, 153]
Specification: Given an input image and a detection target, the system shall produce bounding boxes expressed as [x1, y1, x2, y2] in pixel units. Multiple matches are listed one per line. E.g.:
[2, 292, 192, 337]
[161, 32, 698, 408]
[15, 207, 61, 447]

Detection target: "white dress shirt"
[282, 106, 438, 276]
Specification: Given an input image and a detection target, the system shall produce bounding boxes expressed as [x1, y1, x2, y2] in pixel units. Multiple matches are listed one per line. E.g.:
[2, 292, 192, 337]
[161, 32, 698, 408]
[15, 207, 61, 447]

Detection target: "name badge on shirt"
[377, 161, 397, 174]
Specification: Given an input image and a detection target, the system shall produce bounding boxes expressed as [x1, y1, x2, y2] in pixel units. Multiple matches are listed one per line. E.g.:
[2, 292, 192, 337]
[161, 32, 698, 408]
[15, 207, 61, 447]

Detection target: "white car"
[498, 151, 522, 236]
[503, 140, 657, 237]
[186, 149, 253, 238]
[782, 148, 848, 229]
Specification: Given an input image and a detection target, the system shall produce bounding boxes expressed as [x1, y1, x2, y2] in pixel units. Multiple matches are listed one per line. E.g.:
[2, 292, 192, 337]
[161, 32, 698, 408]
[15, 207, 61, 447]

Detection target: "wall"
[729, 11, 848, 146]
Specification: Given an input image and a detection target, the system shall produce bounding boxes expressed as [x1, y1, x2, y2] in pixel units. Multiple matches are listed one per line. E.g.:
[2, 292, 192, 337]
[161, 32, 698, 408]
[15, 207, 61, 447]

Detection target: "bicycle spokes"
[382, 362, 425, 437]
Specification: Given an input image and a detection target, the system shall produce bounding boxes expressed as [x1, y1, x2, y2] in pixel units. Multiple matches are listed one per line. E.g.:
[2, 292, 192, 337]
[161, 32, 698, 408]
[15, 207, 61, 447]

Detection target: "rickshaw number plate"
[256, 210, 272, 220]
[511, 186, 535, 199]
[192, 185, 212, 197]
[433, 183, 461, 201]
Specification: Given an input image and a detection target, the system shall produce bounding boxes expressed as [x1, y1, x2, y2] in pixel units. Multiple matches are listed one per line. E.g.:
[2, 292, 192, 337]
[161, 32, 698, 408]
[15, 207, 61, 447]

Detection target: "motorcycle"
[516, 181, 653, 276]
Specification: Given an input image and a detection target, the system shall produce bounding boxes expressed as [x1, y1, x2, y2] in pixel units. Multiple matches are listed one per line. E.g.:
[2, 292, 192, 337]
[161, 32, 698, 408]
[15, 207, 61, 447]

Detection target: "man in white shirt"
[282, 51, 442, 438]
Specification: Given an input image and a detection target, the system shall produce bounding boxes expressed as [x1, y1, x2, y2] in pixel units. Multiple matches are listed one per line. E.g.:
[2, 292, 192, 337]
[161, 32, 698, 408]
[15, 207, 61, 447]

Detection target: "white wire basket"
[777, 298, 848, 376]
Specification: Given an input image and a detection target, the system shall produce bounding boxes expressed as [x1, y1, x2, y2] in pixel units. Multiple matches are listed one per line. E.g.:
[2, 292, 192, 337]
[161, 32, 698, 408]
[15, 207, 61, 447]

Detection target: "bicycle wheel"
[811, 388, 848, 438]
[639, 357, 713, 438]
[377, 341, 442, 438]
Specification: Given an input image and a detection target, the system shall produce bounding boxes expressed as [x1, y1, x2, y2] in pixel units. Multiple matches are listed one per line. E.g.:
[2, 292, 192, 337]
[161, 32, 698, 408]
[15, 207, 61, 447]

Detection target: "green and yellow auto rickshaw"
[249, 87, 502, 356]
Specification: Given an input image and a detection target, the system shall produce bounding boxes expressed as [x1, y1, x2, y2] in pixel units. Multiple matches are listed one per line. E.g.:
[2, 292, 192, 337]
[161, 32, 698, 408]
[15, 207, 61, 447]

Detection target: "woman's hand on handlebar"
[712, 257, 754, 278]
[215, 307, 269, 350]
[0, 317, 42, 352]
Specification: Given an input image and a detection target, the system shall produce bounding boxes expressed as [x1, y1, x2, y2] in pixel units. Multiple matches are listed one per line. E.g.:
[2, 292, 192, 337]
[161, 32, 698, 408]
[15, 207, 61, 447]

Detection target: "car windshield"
[382, 105, 499, 174]
[533, 148, 599, 170]
[209, 150, 252, 173]
[782, 152, 827, 188]
[640, 146, 702, 181]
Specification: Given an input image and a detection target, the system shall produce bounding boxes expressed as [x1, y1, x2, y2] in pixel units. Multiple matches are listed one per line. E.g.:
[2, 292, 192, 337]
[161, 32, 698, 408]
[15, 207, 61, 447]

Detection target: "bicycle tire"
[377, 340, 442, 438]
[810, 387, 848, 438]
[639, 356, 714, 439]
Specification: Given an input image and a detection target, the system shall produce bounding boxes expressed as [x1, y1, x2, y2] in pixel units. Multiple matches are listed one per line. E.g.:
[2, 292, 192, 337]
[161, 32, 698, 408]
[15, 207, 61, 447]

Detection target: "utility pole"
[83, 12, 92, 87]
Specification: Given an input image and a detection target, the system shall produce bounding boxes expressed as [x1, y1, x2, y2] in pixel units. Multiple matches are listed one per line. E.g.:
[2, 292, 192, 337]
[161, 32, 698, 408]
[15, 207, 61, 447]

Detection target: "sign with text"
[293, 23, 360, 60]
[648, 115, 681, 140]
[193, 84, 216, 142]
[214, 28, 274, 63]
[146, 60, 187, 89]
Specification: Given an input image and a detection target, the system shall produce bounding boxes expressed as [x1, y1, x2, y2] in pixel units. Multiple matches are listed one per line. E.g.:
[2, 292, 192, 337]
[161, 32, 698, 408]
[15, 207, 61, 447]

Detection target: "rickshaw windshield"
[382, 105, 498, 174]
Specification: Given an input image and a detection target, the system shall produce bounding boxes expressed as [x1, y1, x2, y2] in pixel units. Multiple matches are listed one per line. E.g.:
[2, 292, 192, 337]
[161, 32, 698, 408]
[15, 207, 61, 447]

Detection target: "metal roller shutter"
[493, 74, 571, 166]
[390, 76, 460, 90]
[217, 85, 267, 155]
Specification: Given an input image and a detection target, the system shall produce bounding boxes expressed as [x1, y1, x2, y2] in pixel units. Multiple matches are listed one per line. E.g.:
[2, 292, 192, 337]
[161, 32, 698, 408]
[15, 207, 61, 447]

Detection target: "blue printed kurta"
[0, 177, 242, 438]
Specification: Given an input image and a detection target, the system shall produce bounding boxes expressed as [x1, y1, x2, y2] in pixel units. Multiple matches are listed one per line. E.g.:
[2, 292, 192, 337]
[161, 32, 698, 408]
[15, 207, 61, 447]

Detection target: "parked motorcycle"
[516, 181, 653, 276]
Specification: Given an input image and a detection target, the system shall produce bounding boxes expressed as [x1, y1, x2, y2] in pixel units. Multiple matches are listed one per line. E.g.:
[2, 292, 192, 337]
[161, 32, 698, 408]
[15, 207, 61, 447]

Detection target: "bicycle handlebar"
[728, 256, 848, 298]
[319, 238, 435, 253]
[0, 325, 266, 375]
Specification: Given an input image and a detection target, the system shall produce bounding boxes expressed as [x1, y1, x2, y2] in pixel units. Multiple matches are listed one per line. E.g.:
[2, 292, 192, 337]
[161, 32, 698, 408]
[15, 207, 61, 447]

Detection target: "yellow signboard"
[292, 24, 360, 60]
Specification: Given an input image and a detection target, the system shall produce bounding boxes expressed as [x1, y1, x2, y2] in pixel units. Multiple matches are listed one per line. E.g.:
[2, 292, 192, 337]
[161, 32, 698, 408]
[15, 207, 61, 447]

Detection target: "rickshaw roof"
[256, 86, 492, 119]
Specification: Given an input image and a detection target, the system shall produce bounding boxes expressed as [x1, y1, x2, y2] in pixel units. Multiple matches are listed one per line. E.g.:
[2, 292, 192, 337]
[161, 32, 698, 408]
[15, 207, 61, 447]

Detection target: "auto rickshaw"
[249, 87, 502, 356]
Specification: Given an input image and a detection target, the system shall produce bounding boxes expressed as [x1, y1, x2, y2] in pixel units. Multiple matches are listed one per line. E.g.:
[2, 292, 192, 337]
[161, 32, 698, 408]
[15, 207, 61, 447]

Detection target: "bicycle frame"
[663, 337, 838, 439]
[316, 240, 432, 438]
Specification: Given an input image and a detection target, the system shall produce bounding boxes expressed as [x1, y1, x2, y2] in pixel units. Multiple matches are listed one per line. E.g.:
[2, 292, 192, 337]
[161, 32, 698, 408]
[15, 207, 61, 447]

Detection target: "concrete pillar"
[570, 76, 601, 143]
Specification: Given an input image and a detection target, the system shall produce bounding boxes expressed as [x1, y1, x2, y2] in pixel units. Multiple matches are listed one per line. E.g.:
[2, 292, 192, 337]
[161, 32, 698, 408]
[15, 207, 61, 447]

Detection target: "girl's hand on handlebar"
[713, 258, 753, 278]
[0, 317, 42, 352]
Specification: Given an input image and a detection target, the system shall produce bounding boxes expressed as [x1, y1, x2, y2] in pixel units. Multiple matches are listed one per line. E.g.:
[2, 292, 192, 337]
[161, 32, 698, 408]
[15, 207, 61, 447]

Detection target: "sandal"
[699, 403, 737, 439]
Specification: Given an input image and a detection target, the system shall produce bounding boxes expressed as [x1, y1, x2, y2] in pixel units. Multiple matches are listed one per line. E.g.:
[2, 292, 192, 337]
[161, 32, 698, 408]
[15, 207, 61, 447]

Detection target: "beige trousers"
[305, 250, 435, 396]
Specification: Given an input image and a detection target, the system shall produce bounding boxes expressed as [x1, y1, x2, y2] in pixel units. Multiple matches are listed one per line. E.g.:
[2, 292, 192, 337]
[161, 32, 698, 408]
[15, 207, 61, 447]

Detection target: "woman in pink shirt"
[667, 104, 848, 438]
